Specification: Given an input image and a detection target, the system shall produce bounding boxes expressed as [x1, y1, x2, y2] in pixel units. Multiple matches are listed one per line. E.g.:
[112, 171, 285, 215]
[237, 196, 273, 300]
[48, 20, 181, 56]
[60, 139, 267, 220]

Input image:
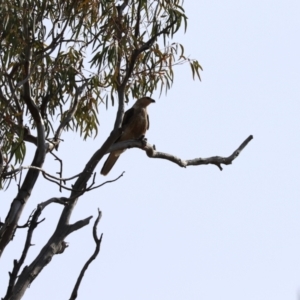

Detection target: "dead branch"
[3, 197, 68, 300]
[105, 135, 254, 171]
[69, 209, 103, 300]
[4, 197, 91, 299]
[50, 152, 64, 192]
[3, 166, 82, 182]
[87, 172, 125, 191]
[66, 216, 93, 235]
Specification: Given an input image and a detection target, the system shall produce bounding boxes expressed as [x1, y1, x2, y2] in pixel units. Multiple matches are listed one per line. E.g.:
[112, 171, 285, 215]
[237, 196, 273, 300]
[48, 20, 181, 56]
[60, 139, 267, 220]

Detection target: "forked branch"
[3, 197, 68, 300]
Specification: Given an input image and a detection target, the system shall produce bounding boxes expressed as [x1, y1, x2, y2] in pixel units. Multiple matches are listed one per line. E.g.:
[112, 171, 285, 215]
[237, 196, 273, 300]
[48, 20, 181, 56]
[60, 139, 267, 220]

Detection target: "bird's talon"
[141, 138, 148, 148]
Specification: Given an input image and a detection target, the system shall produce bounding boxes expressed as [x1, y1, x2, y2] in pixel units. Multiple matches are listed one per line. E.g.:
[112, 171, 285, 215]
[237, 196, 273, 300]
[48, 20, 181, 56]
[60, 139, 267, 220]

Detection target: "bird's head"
[135, 96, 156, 107]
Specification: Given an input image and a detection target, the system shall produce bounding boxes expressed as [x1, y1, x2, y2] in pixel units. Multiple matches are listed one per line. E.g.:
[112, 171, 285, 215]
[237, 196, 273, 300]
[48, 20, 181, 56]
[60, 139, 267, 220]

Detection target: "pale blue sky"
[1, 1, 300, 299]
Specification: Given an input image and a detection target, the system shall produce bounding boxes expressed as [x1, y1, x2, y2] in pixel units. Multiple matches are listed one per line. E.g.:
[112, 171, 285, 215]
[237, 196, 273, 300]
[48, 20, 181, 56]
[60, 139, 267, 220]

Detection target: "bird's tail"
[100, 152, 120, 176]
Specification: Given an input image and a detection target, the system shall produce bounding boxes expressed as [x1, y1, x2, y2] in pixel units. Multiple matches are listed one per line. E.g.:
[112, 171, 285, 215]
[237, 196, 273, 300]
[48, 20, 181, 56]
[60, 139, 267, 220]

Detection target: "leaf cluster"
[0, 0, 202, 186]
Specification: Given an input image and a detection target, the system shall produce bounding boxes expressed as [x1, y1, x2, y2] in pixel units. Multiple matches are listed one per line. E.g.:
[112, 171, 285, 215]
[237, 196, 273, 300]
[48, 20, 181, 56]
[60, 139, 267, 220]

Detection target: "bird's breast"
[122, 108, 148, 140]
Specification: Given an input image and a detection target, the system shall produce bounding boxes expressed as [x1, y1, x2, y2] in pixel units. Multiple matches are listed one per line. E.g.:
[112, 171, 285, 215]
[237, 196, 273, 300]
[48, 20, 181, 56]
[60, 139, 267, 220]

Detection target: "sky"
[1, 1, 300, 299]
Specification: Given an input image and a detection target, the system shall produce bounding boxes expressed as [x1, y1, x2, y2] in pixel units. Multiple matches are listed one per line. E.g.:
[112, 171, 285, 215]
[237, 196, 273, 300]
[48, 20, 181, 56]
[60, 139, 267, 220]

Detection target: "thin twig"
[87, 172, 125, 191]
[50, 152, 64, 192]
[3, 166, 82, 182]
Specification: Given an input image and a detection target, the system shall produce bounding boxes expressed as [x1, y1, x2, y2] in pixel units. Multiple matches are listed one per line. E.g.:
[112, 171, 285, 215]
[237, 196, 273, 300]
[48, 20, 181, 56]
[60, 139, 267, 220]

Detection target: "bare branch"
[3, 197, 67, 300]
[87, 172, 125, 191]
[67, 216, 93, 234]
[38, 197, 70, 209]
[105, 135, 254, 171]
[39, 176, 80, 192]
[23, 134, 38, 146]
[4, 195, 80, 299]
[17, 210, 35, 229]
[50, 152, 64, 192]
[69, 209, 103, 300]
[69, 128, 123, 195]
[3, 166, 82, 182]
[2, 157, 124, 193]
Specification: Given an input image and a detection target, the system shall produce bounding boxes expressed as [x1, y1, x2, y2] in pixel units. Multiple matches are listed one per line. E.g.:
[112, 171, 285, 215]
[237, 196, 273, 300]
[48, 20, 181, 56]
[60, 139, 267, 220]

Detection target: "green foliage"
[0, 0, 202, 182]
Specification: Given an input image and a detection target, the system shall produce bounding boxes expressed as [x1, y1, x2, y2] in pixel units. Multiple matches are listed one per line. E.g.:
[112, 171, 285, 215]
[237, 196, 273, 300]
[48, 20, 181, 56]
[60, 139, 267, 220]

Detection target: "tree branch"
[87, 172, 124, 191]
[114, 1, 130, 130]
[67, 216, 93, 235]
[0, 14, 50, 257]
[56, 127, 122, 227]
[3, 197, 68, 300]
[3, 166, 82, 182]
[120, 17, 178, 91]
[50, 151, 63, 192]
[0, 133, 47, 257]
[104, 135, 254, 171]
[134, 1, 142, 39]
[0, 146, 3, 178]
[69, 209, 103, 300]
[4, 196, 83, 300]
[53, 80, 89, 149]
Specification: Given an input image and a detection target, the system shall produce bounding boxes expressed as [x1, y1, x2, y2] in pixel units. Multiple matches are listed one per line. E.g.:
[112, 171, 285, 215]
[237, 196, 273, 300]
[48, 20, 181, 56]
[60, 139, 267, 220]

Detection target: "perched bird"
[101, 96, 155, 175]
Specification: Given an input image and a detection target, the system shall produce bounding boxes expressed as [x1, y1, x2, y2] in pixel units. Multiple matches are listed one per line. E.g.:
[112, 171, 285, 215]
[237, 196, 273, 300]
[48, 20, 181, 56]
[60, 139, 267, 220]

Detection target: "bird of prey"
[101, 96, 155, 175]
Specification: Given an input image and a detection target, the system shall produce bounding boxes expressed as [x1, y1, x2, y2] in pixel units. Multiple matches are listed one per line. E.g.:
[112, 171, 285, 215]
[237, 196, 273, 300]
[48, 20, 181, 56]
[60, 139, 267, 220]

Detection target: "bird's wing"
[113, 106, 136, 143]
[147, 113, 150, 130]
[122, 107, 135, 129]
